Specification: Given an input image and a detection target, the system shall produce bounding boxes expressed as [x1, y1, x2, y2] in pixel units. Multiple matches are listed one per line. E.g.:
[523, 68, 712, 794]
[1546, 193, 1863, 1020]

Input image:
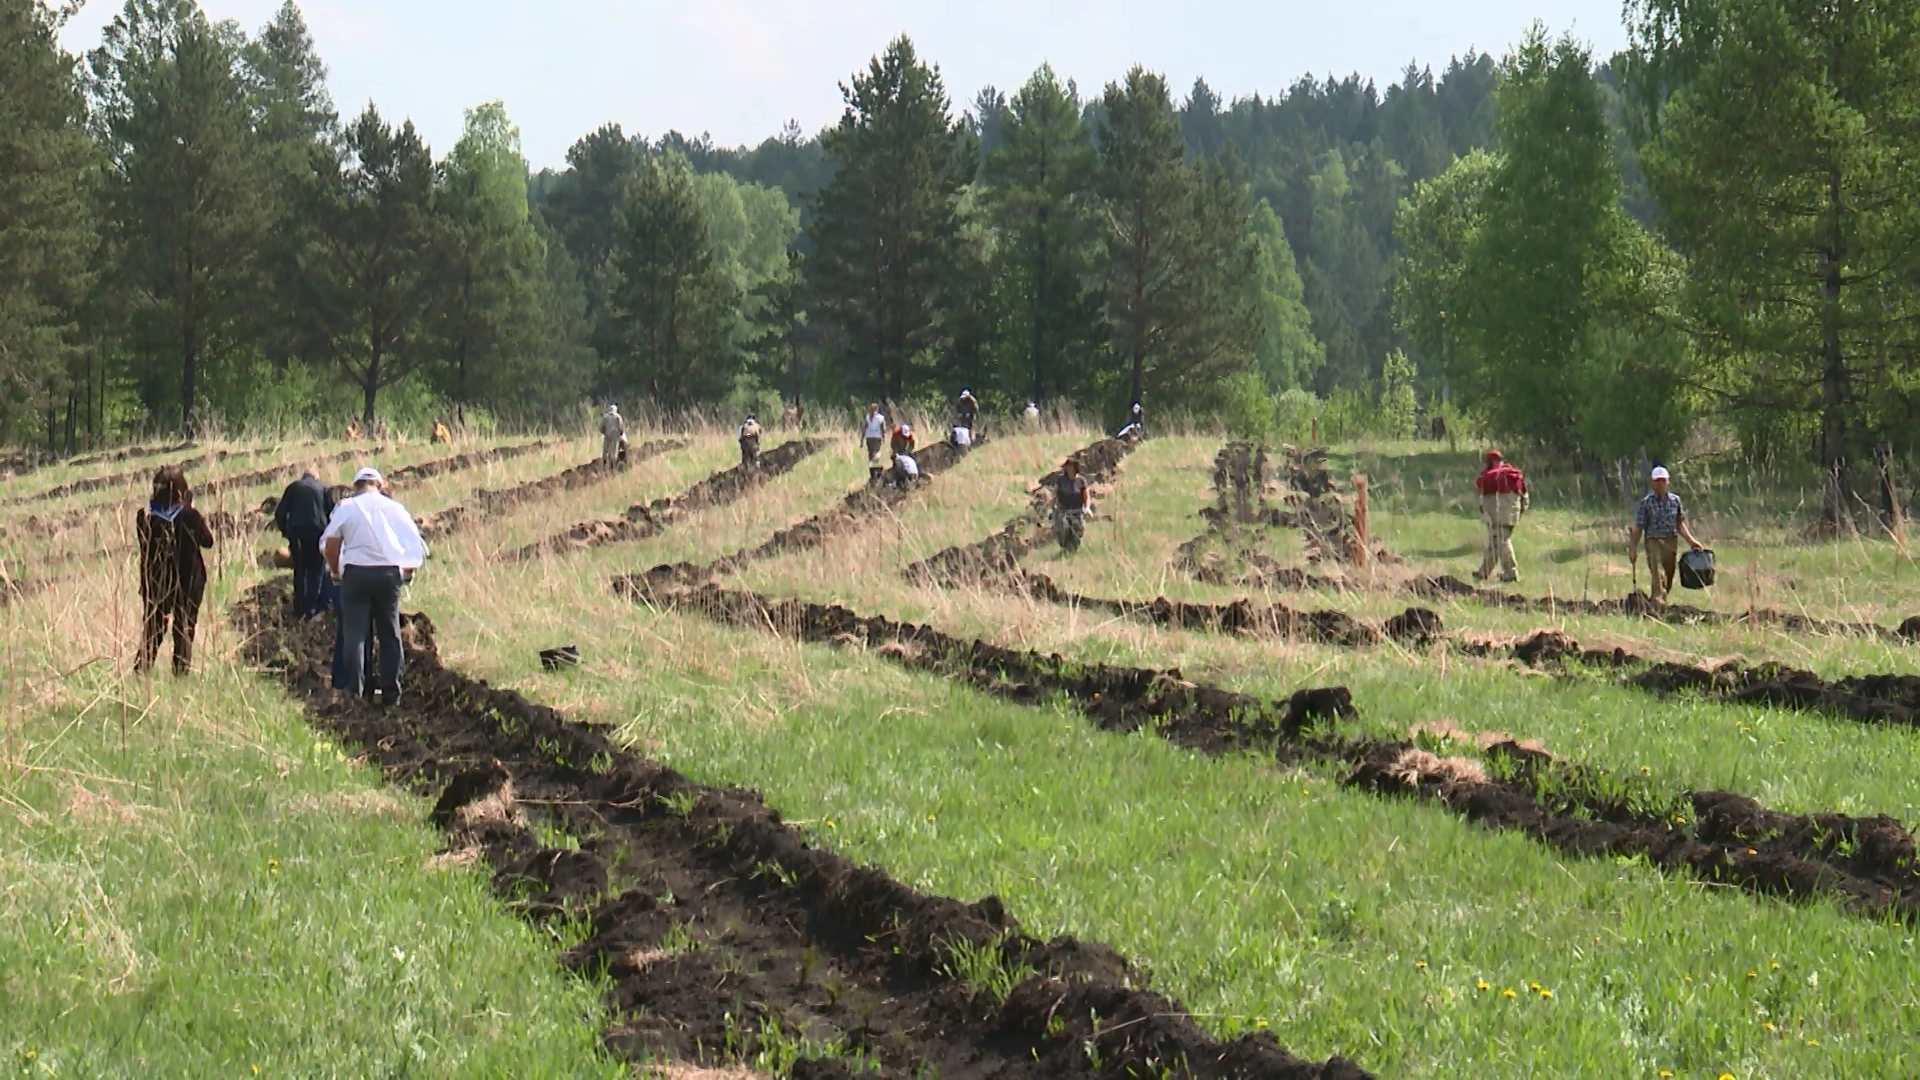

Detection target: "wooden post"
[1351, 473, 1370, 567]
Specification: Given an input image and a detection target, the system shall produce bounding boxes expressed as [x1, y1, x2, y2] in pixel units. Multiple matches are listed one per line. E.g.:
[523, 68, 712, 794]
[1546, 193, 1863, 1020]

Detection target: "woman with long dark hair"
[136, 465, 215, 674]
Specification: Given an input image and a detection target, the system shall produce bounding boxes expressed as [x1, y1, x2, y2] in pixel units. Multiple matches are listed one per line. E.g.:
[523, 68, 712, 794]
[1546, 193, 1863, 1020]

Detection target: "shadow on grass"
[1406, 544, 1479, 559]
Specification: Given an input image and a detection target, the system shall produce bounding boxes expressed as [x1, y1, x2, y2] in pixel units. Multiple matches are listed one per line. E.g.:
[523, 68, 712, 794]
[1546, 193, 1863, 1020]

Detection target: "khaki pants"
[1479, 523, 1517, 581]
[602, 433, 621, 464]
[1645, 535, 1679, 602]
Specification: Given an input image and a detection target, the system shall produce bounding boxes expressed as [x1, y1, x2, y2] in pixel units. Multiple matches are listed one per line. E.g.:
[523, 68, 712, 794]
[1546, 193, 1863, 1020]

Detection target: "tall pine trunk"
[1818, 166, 1855, 536]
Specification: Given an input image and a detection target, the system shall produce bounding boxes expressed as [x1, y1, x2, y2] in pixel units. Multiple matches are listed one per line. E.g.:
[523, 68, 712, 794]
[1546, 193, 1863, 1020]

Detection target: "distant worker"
[862, 402, 888, 460]
[431, 419, 452, 445]
[373, 418, 389, 441]
[1023, 401, 1040, 426]
[345, 417, 363, 441]
[956, 388, 979, 430]
[1471, 448, 1529, 584]
[599, 403, 624, 465]
[782, 401, 804, 430]
[136, 465, 215, 674]
[322, 467, 428, 705]
[1628, 465, 1706, 603]
[891, 421, 916, 459]
[739, 412, 763, 467]
[275, 467, 337, 619]
[1052, 457, 1092, 552]
[888, 448, 921, 488]
[1116, 401, 1144, 441]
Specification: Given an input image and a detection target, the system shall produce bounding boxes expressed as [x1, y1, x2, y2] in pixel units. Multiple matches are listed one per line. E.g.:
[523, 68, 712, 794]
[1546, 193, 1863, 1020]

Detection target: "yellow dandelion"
[267, 858, 280, 875]
[1769, 961, 1780, 970]
[252, 1067, 260, 1076]
[1538, 988, 1553, 999]
[1415, 959, 1428, 969]
[1639, 764, 1650, 773]
[1719, 1073, 1735, 1080]
[1763, 1021, 1776, 1032]
[1658, 1072, 1673, 1079]
[1501, 987, 1516, 999]
[1746, 970, 1758, 979]
[1528, 981, 1542, 992]
[1476, 978, 1491, 991]
[1805, 1038, 1818, 1047]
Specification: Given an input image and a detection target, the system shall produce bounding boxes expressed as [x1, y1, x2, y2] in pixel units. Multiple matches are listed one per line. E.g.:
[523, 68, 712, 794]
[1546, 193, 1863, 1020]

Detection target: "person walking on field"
[1472, 449, 1529, 583]
[1628, 465, 1705, 603]
[136, 465, 215, 674]
[275, 468, 335, 619]
[956, 388, 978, 430]
[738, 412, 762, 467]
[862, 403, 888, 460]
[322, 467, 427, 705]
[599, 404, 625, 465]
[1053, 457, 1092, 552]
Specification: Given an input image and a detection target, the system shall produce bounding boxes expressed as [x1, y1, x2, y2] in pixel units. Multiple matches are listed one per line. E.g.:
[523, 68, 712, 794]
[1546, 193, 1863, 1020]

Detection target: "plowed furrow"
[503, 439, 825, 562]
[627, 578, 1920, 925]
[417, 439, 683, 543]
[235, 580, 1366, 1080]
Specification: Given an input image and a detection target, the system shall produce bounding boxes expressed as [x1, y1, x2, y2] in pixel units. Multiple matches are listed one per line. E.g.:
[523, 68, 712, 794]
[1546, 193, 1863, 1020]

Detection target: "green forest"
[4, 0, 1919, 514]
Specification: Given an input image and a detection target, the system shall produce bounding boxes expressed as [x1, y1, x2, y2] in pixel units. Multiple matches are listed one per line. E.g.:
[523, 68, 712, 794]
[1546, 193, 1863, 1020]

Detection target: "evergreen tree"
[87, 0, 269, 434]
[0, 0, 97, 443]
[807, 36, 973, 400]
[438, 101, 546, 409]
[979, 63, 1104, 404]
[1245, 201, 1322, 391]
[1393, 148, 1496, 402]
[1094, 67, 1259, 411]
[1629, 0, 1920, 524]
[606, 153, 735, 407]
[306, 105, 449, 424]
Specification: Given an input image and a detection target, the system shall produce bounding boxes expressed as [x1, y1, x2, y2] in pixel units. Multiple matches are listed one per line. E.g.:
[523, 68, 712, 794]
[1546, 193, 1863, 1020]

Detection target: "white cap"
[354, 466, 383, 485]
[1650, 466, 1670, 481]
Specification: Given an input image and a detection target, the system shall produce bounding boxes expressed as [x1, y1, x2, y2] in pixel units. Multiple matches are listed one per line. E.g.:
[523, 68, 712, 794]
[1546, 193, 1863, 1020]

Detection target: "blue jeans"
[337, 566, 402, 702]
[286, 529, 325, 616]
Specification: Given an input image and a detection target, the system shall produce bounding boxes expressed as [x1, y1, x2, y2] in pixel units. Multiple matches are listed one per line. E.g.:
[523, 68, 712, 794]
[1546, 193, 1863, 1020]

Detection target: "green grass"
[11, 428, 1920, 1077]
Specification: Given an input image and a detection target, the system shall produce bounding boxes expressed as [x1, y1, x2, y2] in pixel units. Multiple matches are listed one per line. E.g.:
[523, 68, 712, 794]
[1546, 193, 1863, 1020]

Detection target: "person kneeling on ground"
[1116, 401, 1144, 441]
[136, 465, 215, 674]
[1053, 457, 1092, 552]
[1472, 448, 1529, 584]
[739, 413, 762, 467]
[322, 467, 427, 706]
[1627, 465, 1704, 603]
[888, 450, 920, 488]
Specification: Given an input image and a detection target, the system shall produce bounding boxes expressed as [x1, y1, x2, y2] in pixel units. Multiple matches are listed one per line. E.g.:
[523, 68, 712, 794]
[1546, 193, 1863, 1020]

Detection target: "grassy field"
[5, 425, 1919, 1077]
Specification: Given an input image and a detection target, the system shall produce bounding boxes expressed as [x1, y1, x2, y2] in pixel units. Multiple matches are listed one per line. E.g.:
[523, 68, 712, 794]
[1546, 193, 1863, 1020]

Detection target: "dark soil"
[503, 438, 825, 562]
[234, 579, 1367, 1079]
[416, 439, 683, 542]
[640, 437, 981, 584]
[5, 443, 279, 507]
[1409, 572, 1920, 642]
[1006, 571, 1442, 647]
[905, 436, 1137, 586]
[632, 580, 1920, 925]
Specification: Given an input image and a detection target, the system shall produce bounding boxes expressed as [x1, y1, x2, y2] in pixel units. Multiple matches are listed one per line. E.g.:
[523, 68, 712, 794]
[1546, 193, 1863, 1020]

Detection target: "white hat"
[354, 466, 383, 485]
[606, 403, 618, 412]
[1650, 466, 1670, 481]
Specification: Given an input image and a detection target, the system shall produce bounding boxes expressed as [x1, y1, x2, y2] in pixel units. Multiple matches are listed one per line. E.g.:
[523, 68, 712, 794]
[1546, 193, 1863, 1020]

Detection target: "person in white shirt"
[599, 404, 624, 465]
[322, 467, 428, 704]
[862, 402, 887, 460]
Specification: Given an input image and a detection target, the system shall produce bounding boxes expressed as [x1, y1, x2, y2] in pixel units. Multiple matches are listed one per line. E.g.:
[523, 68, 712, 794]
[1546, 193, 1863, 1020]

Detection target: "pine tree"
[306, 105, 449, 424]
[88, 0, 269, 434]
[606, 153, 735, 408]
[438, 101, 546, 410]
[1629, 0, 1920, 527]
[0, 0, 97, 443]
[807, 36, 974, 400]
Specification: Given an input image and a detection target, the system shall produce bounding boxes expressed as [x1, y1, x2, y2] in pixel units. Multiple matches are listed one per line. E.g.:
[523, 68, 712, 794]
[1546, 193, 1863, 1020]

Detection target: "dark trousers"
[138, 588, 202, 674]
[286, 529, 325, 616]
[338, 565, 403, 703]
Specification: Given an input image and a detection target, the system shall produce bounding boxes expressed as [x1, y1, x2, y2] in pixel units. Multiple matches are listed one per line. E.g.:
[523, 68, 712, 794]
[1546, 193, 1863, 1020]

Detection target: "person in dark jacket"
[136, 465, 215, 674]
[274, 469, 335, 618]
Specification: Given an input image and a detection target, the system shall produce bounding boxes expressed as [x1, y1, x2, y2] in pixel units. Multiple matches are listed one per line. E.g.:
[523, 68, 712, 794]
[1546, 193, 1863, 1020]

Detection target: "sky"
[60, 0, 1632, 170]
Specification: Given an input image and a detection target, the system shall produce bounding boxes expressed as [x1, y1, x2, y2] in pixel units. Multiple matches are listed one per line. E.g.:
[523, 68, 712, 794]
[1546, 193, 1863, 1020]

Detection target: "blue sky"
[62, 0, 1632, 169]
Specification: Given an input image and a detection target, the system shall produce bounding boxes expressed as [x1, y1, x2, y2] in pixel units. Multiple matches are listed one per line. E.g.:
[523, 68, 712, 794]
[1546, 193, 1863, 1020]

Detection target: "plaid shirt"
[1635, 491, 1684, 537]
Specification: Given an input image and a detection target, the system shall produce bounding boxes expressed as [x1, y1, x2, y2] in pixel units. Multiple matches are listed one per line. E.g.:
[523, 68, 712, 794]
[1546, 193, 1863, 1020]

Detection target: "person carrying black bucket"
[1053, 457, 1092, 552]
[1628, 465, 1706, 603]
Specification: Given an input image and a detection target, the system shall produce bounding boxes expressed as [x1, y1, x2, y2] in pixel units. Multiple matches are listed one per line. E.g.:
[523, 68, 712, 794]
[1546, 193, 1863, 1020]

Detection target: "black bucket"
[1679, 548, 1715, 590]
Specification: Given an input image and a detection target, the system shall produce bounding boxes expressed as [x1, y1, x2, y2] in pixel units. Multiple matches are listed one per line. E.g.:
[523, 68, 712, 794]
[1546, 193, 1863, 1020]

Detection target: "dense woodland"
[4, 0, 1920, 520]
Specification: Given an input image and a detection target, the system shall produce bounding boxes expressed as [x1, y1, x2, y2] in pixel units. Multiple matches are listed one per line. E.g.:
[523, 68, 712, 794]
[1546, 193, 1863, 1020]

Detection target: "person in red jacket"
[1472, 449, 1529, 583]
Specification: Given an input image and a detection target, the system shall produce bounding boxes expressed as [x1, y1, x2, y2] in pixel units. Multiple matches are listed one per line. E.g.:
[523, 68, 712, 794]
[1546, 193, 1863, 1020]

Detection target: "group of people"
[1473, 449, 1706, 601]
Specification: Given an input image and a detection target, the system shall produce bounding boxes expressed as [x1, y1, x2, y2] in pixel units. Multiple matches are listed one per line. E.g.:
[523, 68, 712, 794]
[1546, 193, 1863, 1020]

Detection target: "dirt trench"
[503, 438, 827, 562]
[904, 435, 1138, 587]
[234, 580, 1366, 1080]
[639, 437, 982, 584]
[4, 443, 284, 507]
[630, 579, 1920, 925]
[416, 439, 684, 542]
[1006, 570, 1442, 647]
[1461, 627, 1920, 730]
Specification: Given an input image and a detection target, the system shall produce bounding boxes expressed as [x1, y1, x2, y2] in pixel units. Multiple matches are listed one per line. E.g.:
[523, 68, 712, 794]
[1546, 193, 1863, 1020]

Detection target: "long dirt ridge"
[503, 438, 826, 562]
[636, 437, 981, 583]
[4, 443, 282, 506]
[238, 438, 558, 536]
[234, 579, 1367, 1080]
[1, 439, 198, 482]
[903, 435, 1137, 586]
[1460, 627, 1920, 730]
[414, 439, 683, 542]
[625, 578, 1920, 926]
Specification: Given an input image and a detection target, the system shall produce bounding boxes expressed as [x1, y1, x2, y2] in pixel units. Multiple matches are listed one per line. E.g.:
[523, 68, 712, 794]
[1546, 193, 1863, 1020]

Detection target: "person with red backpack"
[1473, 449, 1529, 583]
